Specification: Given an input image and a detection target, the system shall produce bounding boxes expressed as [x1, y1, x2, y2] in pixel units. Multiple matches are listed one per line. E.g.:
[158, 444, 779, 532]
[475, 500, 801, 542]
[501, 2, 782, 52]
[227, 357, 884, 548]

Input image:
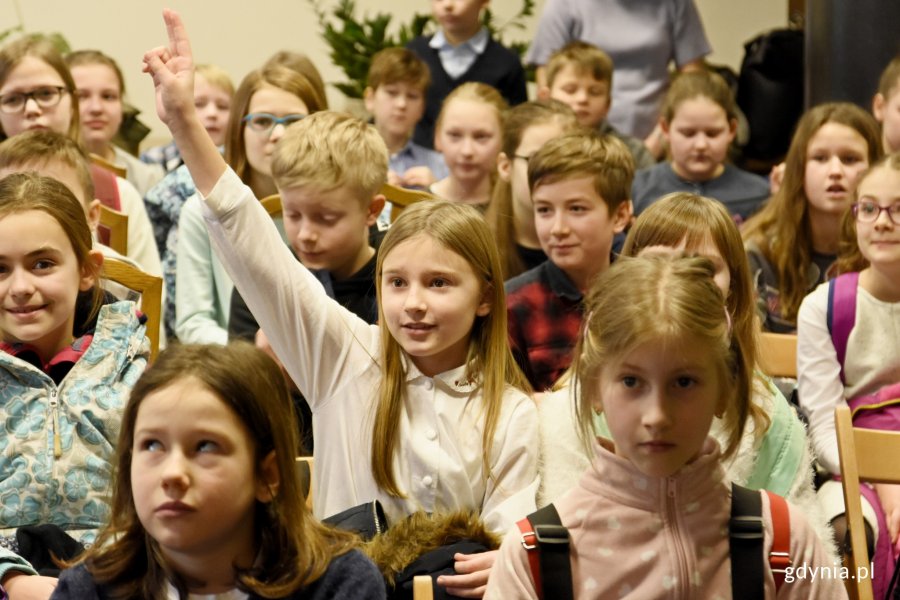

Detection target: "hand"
[436, 550, 497, 598]
[142, 9, 196, 129]
[643, 124, 667, 160]
[769, 162, 786, 196]
[875, 483, 900, 544]
[399, 166, 437, 189]
[387, 170, 403, 187]
[1, 572, 58, 600]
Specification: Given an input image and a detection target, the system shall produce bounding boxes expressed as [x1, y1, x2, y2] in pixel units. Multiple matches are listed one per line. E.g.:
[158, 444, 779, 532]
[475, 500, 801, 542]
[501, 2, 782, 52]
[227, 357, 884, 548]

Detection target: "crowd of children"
[0, 2, 899, 598]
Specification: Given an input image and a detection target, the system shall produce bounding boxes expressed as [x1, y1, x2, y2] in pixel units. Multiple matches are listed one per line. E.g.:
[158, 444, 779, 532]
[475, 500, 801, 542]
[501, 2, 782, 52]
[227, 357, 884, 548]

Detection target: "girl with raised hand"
[0, 172, 148, 600]
[143, 11, 537, 598]
[486, 256, 842, 598]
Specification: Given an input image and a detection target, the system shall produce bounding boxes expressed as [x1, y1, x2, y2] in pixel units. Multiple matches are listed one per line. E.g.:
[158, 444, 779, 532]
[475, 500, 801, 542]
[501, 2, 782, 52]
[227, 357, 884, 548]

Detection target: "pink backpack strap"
[827, 271, 859, 385]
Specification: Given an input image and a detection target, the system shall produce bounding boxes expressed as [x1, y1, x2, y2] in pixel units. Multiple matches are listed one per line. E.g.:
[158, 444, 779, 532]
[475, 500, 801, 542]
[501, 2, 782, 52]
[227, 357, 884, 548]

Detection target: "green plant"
[309, 0, 534, 99]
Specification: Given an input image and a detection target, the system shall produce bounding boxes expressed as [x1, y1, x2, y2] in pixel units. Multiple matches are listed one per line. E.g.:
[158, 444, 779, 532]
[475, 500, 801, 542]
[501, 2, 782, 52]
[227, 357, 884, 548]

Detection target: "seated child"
[141, 63, 234, 173]
[66, 49, 165, 196]
[431, 82, 507, 210]
[0, 172, 148, 599]
[407, 0, 526, 149]
[52, 342, 386, 599]
[539, 41, 655, 170]
[506, 131, 632, 391]
[873, 54, 900, 154]
[486, 256, 842, 598]
[632, 69, 769, 223]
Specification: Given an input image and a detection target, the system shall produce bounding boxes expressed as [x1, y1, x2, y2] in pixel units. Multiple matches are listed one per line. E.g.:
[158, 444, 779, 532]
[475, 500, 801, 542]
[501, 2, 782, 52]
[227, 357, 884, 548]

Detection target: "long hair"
[573, 256, 752, 460]
[622, 192, 768, 441]
[70, 343, 358, 600]
[741, 102, 882, 323]
[0, 35, 80, 143]
[0, 172, 102, 326]
[485, 100, 579, 279]
[223, 64, 325, 186]
[372, 200, 530, 496]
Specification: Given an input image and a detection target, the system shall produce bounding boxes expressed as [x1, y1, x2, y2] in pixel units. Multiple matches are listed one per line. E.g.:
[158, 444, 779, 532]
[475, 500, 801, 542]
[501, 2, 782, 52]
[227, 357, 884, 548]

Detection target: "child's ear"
[497, 152, 512, 182]
[367, 193, 386, 226]
[363, 87, 375, 113]
[537, 85, 551, 101]
[255, 450, 280, 503]
[87, 199, 101, 232]
[79, 250, 104, 292]
[476, 284, 493, 317]
[611, 200, 632, 234]
[659, 117, 670, 138]
[727, 118, 738, 143]
[873, 93, 886, 121]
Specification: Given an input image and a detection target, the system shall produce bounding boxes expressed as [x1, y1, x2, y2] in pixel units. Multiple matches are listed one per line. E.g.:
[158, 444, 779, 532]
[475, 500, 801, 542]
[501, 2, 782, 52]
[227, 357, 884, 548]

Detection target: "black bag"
[323, 500, 388, 541]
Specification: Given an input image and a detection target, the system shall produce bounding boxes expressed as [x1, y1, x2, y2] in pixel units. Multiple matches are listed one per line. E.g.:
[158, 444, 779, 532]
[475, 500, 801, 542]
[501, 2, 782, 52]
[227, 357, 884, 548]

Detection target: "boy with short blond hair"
[505, 131, 634, 390]
[540, 41, 655, 170]
[364, 47, 447, 196]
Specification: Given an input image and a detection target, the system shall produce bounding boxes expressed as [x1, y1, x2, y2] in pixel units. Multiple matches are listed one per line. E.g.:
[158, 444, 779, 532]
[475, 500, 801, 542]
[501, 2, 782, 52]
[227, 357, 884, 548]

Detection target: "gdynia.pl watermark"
[784, 562, 875, 583]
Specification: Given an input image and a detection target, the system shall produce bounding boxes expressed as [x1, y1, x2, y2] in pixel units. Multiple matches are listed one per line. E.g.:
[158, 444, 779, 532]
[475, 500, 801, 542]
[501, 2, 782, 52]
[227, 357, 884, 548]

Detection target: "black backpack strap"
[522, 504, 574, 600]
[730, 483, 765, 600]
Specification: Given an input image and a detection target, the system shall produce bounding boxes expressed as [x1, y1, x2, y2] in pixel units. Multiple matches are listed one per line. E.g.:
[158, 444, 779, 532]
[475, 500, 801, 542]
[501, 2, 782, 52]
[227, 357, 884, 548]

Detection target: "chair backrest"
[413, 576, 433, 600]
[260, 194, 282, 218]
[835, 404, 900, 600]
[101, 257, 162, 362]
[757, 332, 798, 378]
[98, 206, 129, 256]
[295, 456, 314, 511]
[89, 153, 127, 179]
[380, 183, 436, 222]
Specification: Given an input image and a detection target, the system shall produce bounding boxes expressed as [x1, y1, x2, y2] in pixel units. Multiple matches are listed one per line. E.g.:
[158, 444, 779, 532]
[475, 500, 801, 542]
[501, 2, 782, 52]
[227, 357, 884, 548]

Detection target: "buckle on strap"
[535, 524, 570, 545]
[730, 515, 764, 540]
[520, 530, 537, 551]
[770, 550, 792, 574]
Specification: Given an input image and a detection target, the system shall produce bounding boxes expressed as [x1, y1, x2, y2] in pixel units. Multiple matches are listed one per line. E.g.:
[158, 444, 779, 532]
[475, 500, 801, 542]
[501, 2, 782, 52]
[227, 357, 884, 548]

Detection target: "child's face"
[280, 184, 381, 280]
[637, 236, 731, 298]
[854, 166, 900, 268]
[71, 63, 123, 151]
[380, 234, 490, 377]
[431, 0, 487, 40]
[243, 84, 309, 179]
[533, 175, 630, 288]
[194, 73, 231, 147]
[365, 82, 425, 143]
[804, 122, 869, 219]
[0, 209, 95, 360]
[0, 56, 73, 138]
[873, 85, 900, 154]
[435, 98, 501, 187]
[596, 336, 726, 478]
[664, 96, 736, 182]
[547, 66, 610, 128]
[131, 376, 273, 571]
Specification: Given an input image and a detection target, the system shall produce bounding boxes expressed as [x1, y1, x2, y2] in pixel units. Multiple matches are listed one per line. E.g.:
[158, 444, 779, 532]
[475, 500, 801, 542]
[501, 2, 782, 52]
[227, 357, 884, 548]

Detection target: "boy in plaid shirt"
[505, 131, 633, 390]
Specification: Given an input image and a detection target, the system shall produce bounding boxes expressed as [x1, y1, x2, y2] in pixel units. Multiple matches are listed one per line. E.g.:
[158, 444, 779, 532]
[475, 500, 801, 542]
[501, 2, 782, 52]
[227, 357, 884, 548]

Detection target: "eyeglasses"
[852, 200, 900, 225]
[0, 86, 68, 114]
[242, 113, 306, 133]
[513, 154, 532, 162]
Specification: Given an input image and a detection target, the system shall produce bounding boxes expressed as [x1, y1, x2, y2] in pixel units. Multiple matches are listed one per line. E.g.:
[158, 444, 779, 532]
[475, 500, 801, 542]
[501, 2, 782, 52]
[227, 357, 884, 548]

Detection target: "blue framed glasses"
[242, 112, 306, 133]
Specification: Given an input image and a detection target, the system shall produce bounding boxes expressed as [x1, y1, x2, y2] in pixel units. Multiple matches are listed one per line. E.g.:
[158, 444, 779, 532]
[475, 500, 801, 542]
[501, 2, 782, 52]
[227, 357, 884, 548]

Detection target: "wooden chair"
[98, 206, 129, 256]
[380, 183, 436, 222]
[101, 257, 162, 362]
[260, 194, 282, 218]
[413, 576, 433, 600]
[758, 332, 798, 378]
[835, 404, 900, 600]
[295, 456, 314, 511]
[89, 153, 127, 179]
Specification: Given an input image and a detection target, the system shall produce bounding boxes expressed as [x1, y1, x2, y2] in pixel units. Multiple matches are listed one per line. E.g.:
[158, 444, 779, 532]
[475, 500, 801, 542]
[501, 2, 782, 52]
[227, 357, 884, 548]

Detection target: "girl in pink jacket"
[486, 256, 846, 599]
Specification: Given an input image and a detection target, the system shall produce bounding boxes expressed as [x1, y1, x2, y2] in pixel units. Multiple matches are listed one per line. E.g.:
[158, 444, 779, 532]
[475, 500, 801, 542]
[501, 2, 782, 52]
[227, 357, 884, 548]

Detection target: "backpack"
[515, 483, 791, 599]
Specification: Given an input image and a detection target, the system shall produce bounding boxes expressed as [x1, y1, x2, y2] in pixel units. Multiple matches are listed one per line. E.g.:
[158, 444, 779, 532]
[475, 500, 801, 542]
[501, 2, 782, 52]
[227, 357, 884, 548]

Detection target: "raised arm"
[142, 9, 225, 197]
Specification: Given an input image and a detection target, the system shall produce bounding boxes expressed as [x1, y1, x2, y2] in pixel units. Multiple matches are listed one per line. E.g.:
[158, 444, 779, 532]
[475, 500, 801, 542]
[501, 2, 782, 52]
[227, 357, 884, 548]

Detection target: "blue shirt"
[378, 140, 450, 227]
[430, 27, 490, 79]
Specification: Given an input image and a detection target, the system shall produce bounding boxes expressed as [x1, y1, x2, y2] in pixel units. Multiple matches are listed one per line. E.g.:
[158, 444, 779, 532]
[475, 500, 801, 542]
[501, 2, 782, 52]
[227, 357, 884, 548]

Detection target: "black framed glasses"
[0, 86, 68, 114]
[242, 113, 306, 134]
[852, 201, 900, 225]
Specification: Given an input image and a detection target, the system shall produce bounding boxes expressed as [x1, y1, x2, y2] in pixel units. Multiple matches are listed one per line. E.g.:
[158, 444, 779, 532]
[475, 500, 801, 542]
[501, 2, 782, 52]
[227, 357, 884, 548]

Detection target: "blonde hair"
[877, 54, 900, 98]
[485, 100, 580, 279]
[372, 200, 529, 496]
[662, 69, 737, 123]
[528, 130, 634, 213]
[545, 41, 614, 89]
[367, 47, 430, 93]
[622, 192, 769, 440]
[262, 51, 327, 110]
[741, 102, 882, 323]
[573, 256, 751, 460]
[0, 130, 94, 206]
[195, 63, 235, 97]
[66, 49, 125, 94]
[435, 82, 507, 142]
[271, 111, 388, 200]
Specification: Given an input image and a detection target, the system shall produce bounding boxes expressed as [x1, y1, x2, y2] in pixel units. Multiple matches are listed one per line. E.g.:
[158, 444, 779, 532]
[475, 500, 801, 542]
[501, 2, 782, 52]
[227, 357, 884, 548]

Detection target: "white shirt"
[200, 168, 539, 532]
[429, 27, 489, 79]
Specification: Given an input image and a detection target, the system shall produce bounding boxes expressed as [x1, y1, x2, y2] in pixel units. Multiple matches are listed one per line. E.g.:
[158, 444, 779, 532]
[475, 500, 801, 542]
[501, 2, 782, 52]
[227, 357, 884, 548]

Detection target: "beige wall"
[1, 0, 787, 147]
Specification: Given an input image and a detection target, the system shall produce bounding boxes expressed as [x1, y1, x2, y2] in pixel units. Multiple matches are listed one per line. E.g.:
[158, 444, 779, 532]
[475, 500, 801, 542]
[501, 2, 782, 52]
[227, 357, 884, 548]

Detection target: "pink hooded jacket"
[486, 439, 847, 599]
